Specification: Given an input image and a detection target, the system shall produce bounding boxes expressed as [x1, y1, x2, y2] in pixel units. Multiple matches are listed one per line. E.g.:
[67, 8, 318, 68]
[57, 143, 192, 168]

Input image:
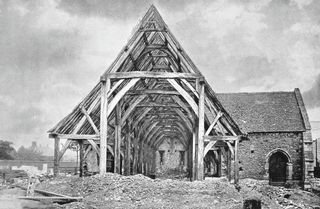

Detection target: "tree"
[0, 140, 16, 160]
[16, 141, 44, 161]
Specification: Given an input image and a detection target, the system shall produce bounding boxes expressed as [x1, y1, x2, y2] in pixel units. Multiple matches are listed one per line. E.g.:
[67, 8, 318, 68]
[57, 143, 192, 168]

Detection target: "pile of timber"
[14, 185, 82, 204]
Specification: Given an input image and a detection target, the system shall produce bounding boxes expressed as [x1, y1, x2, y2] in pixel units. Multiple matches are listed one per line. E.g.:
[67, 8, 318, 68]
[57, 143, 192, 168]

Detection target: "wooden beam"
[234, 138, 239, 186]
[226, 141, 234, 157]
[72, 92, 101, 135]
[174, 108, 193, 131]
[124, 123, 131, 176]
[107, 144, 114, 156]
[87, 139, 100, 157]
[15, 185, 71, 198]
[140, 121, 159, 143]
[132, 132, 138, 174]
[205, 112, 223, 136]
[103, 71, 201, 80]
[126, 89, 180, 95]
[58, 140, 72, 161]
[80, 106, 99, 134]
[138, 140, 144, 173]
[172, 95, 196, 121]
[182, 79, 199, 98]
[114, 104, 121, 174]
[132, 108, 152, 128]
[137, 102, 180, 108]
[145, 126, 162, 145]
[192, 126, 197, 181]
[83, 145, 92, 160]
[53, 137, 60, 177]
[102, 32, 144, 75]
[107, 79, 124, 97]
[227, 148, 232, 182]
[196, 82, 205, 180]
[79, 140, 84, 177]
[204, 140, 217, 156]
[50, 133, 100, 140]
[167, 79, 198, 115]
[19, 196, 82, 203]
[100, 79, 110, 175]
[120, 95, 147, 124]
[107, 78, 140, 116]
[203, 135, 239, 142]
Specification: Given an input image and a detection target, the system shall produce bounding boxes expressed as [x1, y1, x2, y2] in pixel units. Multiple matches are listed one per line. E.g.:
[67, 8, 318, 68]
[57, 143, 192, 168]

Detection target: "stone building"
[49, 6, 314, 189]
[216, 89, 314, 188]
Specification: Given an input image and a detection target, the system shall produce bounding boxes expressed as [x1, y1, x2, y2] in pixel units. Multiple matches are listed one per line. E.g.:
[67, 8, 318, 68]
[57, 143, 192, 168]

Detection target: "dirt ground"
[2, 173, 320, 209]
[0, 187, 58, 209]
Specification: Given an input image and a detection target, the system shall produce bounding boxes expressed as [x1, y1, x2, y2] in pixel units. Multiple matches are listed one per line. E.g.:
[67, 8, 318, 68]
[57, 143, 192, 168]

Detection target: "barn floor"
[7, 174, 318, 209]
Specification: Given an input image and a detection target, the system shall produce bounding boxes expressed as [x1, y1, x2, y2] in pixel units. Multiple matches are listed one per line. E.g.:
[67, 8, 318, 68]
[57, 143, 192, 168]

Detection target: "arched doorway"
[269, 152, 288, 184]
[266, 149, 292, 186]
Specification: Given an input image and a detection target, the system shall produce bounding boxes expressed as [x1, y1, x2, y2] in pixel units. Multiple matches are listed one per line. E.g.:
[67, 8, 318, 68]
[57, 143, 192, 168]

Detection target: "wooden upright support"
[53, 137, 60, 177]
[132, 137, 138, 174]
[192, 126, 197, 181]
[124, 123, 131, 176]
[100, 78, 110, 175]
[227, 148, 232, 181]
[196, 81, 205, 180]
[79, 140, 84, 177]
[234, 138, 239, 185]
[114, 104, 121, 174]
[138, 140, 144, 174]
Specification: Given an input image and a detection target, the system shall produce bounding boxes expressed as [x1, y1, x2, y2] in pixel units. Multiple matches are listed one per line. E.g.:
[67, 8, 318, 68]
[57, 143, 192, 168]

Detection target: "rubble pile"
[28, 174, 320, 209]
[240, 179, 320, 209]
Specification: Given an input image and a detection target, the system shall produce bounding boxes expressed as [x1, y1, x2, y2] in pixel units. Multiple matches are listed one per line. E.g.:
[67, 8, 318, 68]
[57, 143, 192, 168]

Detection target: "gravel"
[29, 173, 320, 209]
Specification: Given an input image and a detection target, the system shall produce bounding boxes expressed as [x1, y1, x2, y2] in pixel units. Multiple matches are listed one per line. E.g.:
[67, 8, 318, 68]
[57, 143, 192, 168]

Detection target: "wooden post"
[197, 81, 205, 180]
[133, 140, 138, 174]
[124, 123, 131, 176]
[79, 140, 84, 177]
[138, 140, 143, 173]
[227, 148, 232, 181]
[114, 104, 121, 174]
[192, 126, 197, 180]
[100, 78, 110, 175]
[53, 137, 60, 177]
[152, 149, 156, 174]
[217, 149, 222, 177]
[234, 138, 239, 185]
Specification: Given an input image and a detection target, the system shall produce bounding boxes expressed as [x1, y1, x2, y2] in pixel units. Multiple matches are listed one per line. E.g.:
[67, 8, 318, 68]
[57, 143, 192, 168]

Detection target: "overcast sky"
[0, 0, 319, 148]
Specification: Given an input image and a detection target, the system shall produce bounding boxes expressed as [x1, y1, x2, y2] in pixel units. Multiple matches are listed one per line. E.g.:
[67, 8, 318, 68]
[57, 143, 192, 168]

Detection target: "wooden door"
[269, 152, 287, 184]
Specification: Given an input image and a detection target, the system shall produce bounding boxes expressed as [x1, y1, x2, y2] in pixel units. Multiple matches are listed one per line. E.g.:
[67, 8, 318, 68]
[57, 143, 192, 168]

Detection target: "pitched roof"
[48, 6, 242, 146]
[216, 91, 306, 133]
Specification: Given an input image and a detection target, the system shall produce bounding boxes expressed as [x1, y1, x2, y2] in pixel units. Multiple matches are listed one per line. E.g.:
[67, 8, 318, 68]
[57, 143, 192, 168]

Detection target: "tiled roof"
[216, 91, 306, 133]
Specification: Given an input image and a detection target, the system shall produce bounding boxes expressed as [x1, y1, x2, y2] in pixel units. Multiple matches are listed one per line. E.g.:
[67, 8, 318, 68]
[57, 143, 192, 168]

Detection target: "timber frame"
[48, 5, 243, 183]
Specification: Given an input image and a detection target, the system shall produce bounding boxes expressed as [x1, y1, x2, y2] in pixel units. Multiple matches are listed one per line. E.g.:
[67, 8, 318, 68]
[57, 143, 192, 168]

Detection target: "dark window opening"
[179, 151, 185, 165]
[159, 150, 165, 165]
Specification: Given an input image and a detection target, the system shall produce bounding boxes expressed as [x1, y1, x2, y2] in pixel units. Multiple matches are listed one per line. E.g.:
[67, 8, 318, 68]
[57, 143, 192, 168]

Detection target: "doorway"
[269, 151, 288, 185]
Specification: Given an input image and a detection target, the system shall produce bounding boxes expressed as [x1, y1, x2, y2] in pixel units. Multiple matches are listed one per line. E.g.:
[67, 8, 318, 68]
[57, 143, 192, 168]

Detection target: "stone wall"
[155, 138, 188, 175]
[238, 132, 303, 183]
